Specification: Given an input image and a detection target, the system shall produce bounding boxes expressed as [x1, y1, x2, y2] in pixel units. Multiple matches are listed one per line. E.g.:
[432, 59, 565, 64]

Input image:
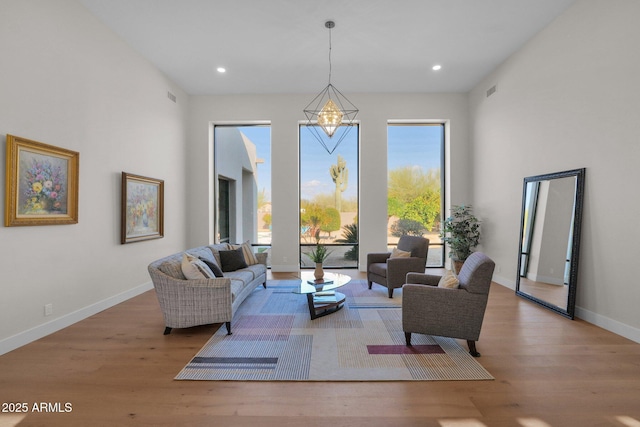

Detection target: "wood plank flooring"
[1, 270, 640, 426]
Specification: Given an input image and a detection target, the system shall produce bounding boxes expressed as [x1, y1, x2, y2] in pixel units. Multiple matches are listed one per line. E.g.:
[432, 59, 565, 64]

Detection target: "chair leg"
[467, 340, 480, 357]
[388, 287, 394, 298]
[163, 327, 172, 335]
[225, 322, 232, 335]
[405, 332, 412, 346]
[367, 280, 372, 289]
[262, 281, 267, 289]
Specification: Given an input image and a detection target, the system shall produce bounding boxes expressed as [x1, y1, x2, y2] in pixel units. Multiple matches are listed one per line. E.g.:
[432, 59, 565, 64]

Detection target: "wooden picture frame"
[5, 134, 79, 226]
[121, 172, 164, 244]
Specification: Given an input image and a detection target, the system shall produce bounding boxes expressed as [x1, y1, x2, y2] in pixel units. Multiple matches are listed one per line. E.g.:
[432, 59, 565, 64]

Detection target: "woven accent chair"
[402, 252, 495, 357]
[367, 235, 429, 298]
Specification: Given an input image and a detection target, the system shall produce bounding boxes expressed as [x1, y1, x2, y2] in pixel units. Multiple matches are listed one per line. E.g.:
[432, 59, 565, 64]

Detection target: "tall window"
[214, 125, 271, 264]
[387, 123, 444, 267]
[299, 125, 359, 268]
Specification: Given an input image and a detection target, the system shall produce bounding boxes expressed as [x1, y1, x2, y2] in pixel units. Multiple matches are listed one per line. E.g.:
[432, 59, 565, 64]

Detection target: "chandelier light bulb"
[317, 98, 343, 137]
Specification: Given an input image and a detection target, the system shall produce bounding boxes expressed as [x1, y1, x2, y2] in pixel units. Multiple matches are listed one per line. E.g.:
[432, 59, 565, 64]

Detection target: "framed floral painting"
[5, 135, 79, 226]
[121, 172, 164, 244]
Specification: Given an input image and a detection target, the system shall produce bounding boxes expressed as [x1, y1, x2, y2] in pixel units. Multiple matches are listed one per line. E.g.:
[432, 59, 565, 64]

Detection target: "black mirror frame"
[515, 168, 586, 319]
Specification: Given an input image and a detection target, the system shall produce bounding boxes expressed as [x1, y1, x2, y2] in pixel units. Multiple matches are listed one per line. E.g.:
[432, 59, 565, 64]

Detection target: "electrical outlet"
[44, 303, 53, 316]
[496, 265, 501, 273]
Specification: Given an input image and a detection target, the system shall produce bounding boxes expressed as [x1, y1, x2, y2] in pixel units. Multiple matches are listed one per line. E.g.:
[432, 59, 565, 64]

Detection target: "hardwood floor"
[1, 270, 640, 426]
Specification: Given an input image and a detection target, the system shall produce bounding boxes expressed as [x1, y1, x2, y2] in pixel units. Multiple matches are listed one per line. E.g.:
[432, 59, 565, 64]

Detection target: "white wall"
[186, 93, 470, 271]
[469, 0, 640, 341]
[0, 0, 189, 354]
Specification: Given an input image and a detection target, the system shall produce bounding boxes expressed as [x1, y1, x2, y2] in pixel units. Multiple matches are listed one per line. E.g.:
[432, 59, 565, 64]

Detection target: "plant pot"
[452, 259, 465, 275]
[314, 263, 324, 280]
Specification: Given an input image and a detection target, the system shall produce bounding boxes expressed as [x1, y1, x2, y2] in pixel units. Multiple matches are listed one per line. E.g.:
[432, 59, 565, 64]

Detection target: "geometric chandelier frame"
[303, 20, 359, 155]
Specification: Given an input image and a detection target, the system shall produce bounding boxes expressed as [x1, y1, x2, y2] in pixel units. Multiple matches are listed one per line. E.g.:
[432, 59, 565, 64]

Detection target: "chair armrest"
[402, 285, 477, 321]
[385, 257, 426, 287]
[367, 252, 391, 266]
[405, 272, 441, 286]
[255, 251, 268, 266]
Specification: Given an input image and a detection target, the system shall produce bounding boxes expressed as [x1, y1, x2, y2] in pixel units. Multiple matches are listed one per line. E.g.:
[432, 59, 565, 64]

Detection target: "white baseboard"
[0, 281, 153, 356]
[494, 275, 640, 344]
[270, 264, 300, 273]
[493, 274, 515, 290]
[575, 306, 640, 344]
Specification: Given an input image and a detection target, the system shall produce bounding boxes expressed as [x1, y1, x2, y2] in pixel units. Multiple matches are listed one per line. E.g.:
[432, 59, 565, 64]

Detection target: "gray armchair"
[402, 252, 495, 357]
[367, 235, 429, 298]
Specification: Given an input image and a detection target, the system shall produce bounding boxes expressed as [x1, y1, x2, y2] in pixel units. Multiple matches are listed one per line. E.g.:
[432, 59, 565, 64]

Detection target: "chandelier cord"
[327, 25, 332, 86]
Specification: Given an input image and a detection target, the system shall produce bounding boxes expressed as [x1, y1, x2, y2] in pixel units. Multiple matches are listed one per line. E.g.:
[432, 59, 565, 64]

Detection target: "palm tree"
[335, 223, 358, 260]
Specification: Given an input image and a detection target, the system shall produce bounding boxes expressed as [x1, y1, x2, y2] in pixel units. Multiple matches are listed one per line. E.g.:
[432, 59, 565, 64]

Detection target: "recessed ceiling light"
[432, 65, 442, 71]
[217, 67, 226, 73]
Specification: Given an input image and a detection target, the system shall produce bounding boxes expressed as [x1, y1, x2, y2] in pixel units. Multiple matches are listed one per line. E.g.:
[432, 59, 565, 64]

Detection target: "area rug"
[175, 279, 493, 381]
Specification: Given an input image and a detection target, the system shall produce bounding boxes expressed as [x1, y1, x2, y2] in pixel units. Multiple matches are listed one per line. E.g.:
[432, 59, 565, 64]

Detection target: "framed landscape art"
[4, 134, 79, 226]
[121, 172, 164, 244]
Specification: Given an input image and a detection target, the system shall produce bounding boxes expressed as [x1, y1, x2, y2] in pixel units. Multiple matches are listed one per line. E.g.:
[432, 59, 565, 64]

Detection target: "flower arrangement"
[22, 158, 66, 213]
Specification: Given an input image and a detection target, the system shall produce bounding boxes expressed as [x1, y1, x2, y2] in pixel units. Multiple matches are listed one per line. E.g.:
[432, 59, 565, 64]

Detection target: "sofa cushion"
[244, 263, 266, 280]
[219, 248, 248, 272]
[199, 257, 224, 278]
[230, 241, 259, 265]
[158, 256, 186, 280]
[229, 279, 244, 303]
[181, 253, 215, 279]
[224, 270, 255, 288]
[187, 246, 217, 264]
[208, 243, 229, 267]
[369, 262, 388, 277]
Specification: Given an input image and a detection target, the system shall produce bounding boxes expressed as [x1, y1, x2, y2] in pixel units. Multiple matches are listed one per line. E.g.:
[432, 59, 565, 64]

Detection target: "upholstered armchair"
[367, 235, 429, 298]
[402, 252, 495, 357]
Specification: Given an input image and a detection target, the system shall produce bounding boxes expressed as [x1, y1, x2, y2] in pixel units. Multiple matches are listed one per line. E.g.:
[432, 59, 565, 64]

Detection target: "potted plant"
[440, 205, 481, 274]
[307, 244, 331, 280]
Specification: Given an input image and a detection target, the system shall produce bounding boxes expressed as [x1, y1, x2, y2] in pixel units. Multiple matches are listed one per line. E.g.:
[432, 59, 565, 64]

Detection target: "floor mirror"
[515, 168, 585, 319]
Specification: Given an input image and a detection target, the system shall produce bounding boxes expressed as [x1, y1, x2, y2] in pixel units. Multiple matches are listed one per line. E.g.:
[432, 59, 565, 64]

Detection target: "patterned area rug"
[175, 279, 493, 381]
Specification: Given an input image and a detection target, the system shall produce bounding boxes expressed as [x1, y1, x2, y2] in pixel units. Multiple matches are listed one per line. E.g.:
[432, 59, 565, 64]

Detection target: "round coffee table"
[293, 272, 351, 319]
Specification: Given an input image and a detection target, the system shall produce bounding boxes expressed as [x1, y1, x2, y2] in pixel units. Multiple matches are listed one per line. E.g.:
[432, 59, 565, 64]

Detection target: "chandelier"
[303, 20, 358, 155]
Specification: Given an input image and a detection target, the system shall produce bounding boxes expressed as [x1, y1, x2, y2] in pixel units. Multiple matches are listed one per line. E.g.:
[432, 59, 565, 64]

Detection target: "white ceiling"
[79, 0, 577, 95]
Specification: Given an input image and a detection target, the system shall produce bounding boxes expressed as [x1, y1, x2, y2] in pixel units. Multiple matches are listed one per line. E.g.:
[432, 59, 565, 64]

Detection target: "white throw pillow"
[181, 253, 215, 279]
[390, 248, 411, 258]
[438, 270, 460, 289]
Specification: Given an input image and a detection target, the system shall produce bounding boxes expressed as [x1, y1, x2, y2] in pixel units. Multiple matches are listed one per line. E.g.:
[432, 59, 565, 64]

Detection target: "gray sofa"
[147, 243, 267, 335]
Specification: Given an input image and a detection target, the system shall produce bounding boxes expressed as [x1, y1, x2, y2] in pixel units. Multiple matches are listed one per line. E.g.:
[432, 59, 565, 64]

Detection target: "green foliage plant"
[300, 203, 326, 243]
[307, 244, 331, 264]
[440, 205, 480, 261]
[335, 223, 358, 260]
[262, 213, 272, 228]
[321, 207, 341, 236]
[387, 166, 442, 231]
[390, 218, 426, 237]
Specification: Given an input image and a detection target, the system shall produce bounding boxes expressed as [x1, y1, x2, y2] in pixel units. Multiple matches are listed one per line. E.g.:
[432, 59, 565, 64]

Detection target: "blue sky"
[300, 126, 358, 201]
[237, 124, 443, 203]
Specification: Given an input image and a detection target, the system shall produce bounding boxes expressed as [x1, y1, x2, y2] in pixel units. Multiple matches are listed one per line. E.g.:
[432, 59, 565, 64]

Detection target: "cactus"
[330, 155, 348, 211]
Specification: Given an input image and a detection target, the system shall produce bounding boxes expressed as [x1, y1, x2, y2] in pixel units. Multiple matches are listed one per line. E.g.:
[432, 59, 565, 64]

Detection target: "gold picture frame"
[121, 172, 164, 244]
[5, 135, 79, 226]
